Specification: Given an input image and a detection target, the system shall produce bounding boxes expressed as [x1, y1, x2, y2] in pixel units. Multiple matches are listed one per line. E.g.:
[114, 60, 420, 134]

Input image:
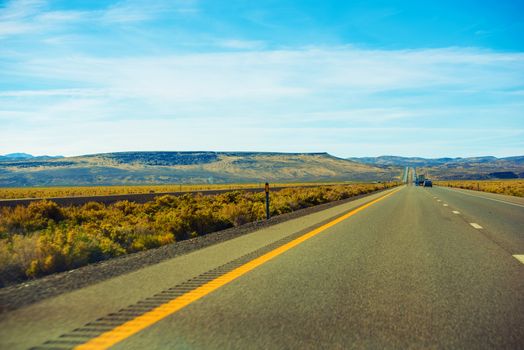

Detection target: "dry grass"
[435, 179, 524, 197]
[0, 182, 353, 200]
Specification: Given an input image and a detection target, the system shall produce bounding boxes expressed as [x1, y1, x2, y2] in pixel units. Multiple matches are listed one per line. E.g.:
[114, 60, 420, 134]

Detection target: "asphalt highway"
[1, 185, 522, 349]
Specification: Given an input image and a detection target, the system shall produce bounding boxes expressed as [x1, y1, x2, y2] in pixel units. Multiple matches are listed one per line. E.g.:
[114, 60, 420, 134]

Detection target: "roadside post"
[265, 182, 270, 220]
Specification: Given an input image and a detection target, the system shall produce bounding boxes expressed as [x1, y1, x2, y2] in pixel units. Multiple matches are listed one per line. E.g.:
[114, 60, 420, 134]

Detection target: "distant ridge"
[3, 152, 520, 186]
[349, 155, 524, 180]
[0, 153, 34, 160]
[0, 153, 63, 161]
[347, 155, 518, 167]
[0, 151, 393, 187]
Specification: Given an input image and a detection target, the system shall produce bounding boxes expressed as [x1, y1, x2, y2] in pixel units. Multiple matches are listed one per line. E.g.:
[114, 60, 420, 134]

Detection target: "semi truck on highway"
[414, 174, 432, 187]
[415, 174, 425, 186]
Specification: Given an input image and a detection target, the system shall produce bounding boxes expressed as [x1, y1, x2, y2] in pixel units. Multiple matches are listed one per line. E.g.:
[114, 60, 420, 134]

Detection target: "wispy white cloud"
[0, 0, 46, 36]
[99, 0, 197, 23]
[10, 47, 523, 103]
[0, 0, 523, 157]
[2, 115, 522, 157]
[0, 0, 199, 38]
[1, 45, 523, 157]
[37, 10, 88, 22]
[0, 0, 46, 21]
[0, 21, 34, 36]
[101, 1, 162, 23]
[0, 5, 88, 37]
[0, 88, 105, 97]
[216, 39, 266, 50]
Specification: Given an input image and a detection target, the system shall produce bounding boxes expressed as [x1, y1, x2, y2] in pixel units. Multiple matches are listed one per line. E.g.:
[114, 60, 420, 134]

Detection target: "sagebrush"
[0, 183, 395, 286]
[435, 180, 524, 197]
[0, 182, 346, 199]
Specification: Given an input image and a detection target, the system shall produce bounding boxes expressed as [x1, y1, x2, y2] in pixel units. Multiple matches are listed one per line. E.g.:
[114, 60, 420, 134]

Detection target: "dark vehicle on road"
[423, 180, 433, 187]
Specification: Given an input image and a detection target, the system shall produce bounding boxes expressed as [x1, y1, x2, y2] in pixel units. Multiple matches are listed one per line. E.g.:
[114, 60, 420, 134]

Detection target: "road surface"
[1, 185, 522, 349]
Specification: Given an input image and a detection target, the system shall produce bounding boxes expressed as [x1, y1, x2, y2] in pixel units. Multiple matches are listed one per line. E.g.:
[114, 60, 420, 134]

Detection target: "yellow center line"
[75, 186, 403, 350]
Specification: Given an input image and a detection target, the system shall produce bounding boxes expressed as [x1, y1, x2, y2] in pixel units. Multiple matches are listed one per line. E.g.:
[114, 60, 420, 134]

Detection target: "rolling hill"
[0, 152, 398, 187]
[349, 156, 524, 180]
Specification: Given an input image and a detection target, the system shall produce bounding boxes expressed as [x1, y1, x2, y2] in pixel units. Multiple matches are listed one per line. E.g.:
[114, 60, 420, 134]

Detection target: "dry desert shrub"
[0, 182, 346, 199]
[436, 180, 524, 197]
[0, 183, 395, 285]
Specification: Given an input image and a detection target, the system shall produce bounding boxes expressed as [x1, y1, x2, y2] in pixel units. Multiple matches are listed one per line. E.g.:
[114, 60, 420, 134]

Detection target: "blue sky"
[0, 0, 523, 158]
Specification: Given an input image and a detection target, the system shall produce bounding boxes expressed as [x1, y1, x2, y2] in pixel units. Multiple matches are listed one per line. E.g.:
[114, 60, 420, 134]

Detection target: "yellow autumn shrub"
[0, 183, 397, 285]
[436, 180, 524, 197]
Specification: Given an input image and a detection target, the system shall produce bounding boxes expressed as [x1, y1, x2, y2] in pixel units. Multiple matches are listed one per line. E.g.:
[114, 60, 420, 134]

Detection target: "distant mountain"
[347, 155, 512, 167]
[502, 156, 524, 163]
[0, 153, 34, 160]
[350, 155, 524, 180]
[2, 152, 520, 185]
[0, 153, 63, 162]
[348, 156, 459, 167]
[0, 151, 398, 187]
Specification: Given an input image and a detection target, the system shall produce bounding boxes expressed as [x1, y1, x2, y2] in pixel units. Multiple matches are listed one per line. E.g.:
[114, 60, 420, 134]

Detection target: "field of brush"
[0, 183, 397, 286]
[435, 179, 524, 197]
[0, 182, 348, 200]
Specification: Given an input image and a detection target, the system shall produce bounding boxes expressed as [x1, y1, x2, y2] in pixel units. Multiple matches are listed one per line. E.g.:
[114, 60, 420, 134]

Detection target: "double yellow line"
[76, 186, 403, 349]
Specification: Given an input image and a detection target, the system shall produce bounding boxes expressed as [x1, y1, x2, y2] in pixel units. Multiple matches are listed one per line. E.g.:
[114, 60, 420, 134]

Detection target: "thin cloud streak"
[9, 47, 524, 101]
[1, 46, 523, 157]
[1, 117, 522, 158]
[0, 0, 199, 37]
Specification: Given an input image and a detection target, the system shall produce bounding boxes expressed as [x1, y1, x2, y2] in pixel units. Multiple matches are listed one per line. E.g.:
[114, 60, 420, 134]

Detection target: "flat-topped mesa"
[220, 152, 330, 157]
[83, 151, 334, 166]
[0, 151, 394, 187]
[97, 152, 220, 166]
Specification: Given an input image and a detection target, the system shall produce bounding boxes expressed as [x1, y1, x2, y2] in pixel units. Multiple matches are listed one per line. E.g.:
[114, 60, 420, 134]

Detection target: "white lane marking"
[470, 223, 483, 229]
[437, 199, 442, 202]
[438, 187, 524, 208]
[443, 204, 448, 207]
[452, 210, 460, 214]
[513, 255, 524, 264]
[433, 197, 437, 199]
